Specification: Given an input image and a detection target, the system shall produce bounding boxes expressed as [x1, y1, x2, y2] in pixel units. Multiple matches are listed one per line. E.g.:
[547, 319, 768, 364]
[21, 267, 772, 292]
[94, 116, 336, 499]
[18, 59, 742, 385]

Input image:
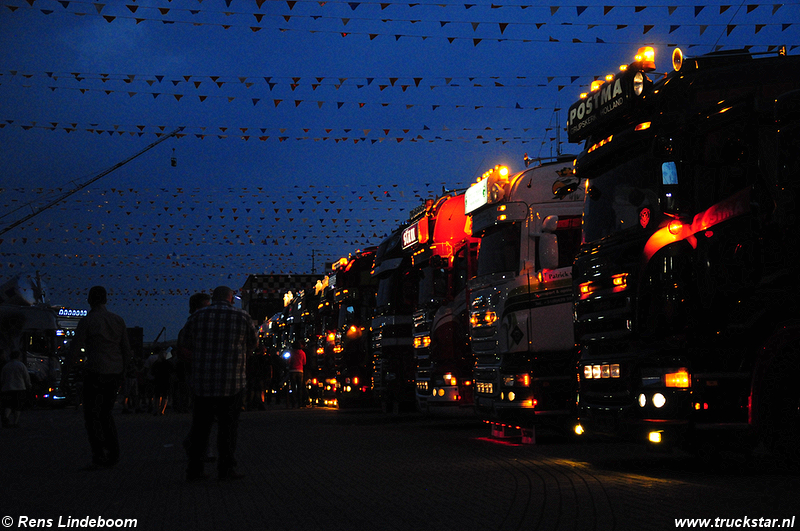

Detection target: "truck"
[330, 248, 379, 408]
[370, 222, 416, 414]
[313, 276, 339, 407]
[0, 275, 72, 406]
[406, 193, 480, 414]
[467, 161, 584, 440]
[570, 46, 800, 465]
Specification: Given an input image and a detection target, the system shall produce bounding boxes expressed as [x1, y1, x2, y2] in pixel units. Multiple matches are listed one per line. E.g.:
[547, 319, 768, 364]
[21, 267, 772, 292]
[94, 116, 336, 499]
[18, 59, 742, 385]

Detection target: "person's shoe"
[82, 460, 115, 471]
[186, 472, 209, 482]
[218, 469, 245, 481]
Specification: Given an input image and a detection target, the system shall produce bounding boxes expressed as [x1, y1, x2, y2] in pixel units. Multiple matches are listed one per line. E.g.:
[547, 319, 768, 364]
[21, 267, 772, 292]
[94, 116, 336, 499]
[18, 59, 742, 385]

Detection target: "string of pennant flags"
[1, 183, 453, 307]
[8, 0, 797, 17]
[0, 121, 561, 144]
[2, 84, 556, 109]
[4, 1, 796, 47]
[4, 1, 799, 321]
[0, 70, 627, 89]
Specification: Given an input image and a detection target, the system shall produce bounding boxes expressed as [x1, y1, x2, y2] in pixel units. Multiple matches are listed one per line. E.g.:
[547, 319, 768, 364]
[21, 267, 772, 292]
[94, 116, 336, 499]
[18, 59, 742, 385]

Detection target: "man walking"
[183, 286, 257, 481]
[64, 286, 132, 468]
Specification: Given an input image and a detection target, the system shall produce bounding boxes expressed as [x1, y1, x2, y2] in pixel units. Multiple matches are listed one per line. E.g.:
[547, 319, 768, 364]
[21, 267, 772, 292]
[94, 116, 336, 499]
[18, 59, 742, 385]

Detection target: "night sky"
[1, 0, 796, 340]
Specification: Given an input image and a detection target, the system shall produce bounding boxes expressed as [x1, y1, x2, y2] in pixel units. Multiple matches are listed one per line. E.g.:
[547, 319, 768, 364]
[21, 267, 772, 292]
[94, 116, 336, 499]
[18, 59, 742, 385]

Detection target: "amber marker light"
[634, 46, 656, 71]
[672, 47, 684, 71]
[664, 369, 691, 388]
[579, 281, 594, 298]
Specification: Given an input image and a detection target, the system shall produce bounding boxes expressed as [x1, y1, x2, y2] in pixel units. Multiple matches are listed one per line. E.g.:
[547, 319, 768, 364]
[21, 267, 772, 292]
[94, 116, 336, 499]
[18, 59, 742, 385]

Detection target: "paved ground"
[1, 405, 798, 531]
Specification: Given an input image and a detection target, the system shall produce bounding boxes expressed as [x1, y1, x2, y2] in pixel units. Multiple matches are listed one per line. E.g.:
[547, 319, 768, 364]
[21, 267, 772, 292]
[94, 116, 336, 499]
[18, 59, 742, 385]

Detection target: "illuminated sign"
[567, 73, 632, 143]
[58, 308, 87, 318]
[402, 219, 429, 249]
[464, 179, 488, 214]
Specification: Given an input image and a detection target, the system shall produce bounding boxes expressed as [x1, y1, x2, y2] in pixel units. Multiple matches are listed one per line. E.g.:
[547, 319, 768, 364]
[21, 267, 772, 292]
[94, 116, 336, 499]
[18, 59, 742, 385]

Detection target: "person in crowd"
[265, 347, 284, 408]
[246, 345, 269, 411]
[177, 292, 213, 460]
[1, 350, 31, 428]
[182, 286, 257, 481]
[142, 350, 159, 413]
[287, 341, 306, 409]
[61, 286, 132, 469]
[151, 348, 173, 415]
[121, 357, 140, 414]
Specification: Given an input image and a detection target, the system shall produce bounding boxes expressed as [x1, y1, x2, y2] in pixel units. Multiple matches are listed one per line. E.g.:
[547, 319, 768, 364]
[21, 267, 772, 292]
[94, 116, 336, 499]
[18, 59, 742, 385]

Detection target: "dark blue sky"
[1, 0, 795, 340]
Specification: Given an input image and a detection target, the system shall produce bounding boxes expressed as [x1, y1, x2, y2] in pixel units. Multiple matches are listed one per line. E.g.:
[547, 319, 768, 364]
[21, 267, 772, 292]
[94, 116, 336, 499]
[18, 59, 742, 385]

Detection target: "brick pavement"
[1, 406, 798, 531]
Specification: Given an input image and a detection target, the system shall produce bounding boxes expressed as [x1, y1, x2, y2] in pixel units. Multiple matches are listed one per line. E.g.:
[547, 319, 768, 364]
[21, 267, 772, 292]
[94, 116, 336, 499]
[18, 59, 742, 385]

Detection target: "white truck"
[466, 158, 583, 440]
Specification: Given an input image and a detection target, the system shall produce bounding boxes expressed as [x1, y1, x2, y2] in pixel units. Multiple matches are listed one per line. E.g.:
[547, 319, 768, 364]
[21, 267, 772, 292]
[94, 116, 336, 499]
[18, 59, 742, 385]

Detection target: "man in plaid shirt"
[183, 285, 257, 481]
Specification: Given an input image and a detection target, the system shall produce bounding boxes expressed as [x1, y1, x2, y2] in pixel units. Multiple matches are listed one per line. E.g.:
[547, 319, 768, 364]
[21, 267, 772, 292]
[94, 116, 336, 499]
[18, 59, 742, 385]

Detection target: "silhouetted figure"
[2, 350, 30, 428]
[182, 286, 257, 481]
[62, 286, 132, 469]
[287, 342, 306, 409]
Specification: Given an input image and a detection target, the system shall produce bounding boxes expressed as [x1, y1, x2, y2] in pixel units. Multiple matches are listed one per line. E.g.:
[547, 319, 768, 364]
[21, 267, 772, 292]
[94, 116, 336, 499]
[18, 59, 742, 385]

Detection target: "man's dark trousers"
[187, 391, 243, 477]
[82, 372, 123, 466]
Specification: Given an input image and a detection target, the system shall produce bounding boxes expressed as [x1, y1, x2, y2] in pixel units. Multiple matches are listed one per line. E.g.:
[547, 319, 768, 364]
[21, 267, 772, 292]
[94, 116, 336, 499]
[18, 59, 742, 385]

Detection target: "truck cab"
[406, 193, 480, 414]
[467, 160, 583, 435]
[570, 46, 800, 464]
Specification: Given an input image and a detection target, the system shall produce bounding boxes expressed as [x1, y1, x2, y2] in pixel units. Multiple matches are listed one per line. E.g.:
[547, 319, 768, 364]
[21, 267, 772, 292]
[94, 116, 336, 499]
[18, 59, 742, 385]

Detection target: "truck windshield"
[417, 265, 447, 306]
[376, 269, 417, 313]
[582, 152, 659, 244]
[476, 223, 520, 277]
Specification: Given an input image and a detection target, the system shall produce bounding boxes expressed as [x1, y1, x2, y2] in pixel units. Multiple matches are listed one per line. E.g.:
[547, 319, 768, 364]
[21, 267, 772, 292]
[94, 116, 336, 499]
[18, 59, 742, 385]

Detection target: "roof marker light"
[634, 46, 656, 72]
[672, 47, 684, 71]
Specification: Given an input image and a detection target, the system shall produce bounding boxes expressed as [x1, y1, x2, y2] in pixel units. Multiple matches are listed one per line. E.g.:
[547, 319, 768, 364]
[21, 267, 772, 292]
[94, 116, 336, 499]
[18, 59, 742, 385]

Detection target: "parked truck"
[570, 46, 800, 465]
[406, 193, 480, 414]
[467, 161, 584, 440]
[371, 222, 416, 413]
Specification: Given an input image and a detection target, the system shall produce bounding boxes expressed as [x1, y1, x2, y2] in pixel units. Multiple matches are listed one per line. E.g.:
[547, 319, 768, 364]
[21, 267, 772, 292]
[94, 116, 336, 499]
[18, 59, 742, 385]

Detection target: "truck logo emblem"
[511, 326, 524, 345]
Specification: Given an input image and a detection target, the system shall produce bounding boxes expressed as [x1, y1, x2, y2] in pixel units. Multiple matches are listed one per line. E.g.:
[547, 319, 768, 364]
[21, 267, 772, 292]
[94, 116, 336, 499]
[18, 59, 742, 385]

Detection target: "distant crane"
[0, 126, 184, 237]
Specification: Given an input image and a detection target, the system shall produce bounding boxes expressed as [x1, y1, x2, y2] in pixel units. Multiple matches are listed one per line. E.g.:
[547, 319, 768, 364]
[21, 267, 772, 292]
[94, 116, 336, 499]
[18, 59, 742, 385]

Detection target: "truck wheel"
[756, 345, 800, 470]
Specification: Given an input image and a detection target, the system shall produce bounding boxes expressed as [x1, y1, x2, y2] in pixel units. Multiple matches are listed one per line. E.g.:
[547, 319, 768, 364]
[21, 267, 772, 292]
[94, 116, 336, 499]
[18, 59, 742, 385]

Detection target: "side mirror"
[539, 215, 559, 270]
[539, 234, 558, 270]
[542, 215, 558, 233]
